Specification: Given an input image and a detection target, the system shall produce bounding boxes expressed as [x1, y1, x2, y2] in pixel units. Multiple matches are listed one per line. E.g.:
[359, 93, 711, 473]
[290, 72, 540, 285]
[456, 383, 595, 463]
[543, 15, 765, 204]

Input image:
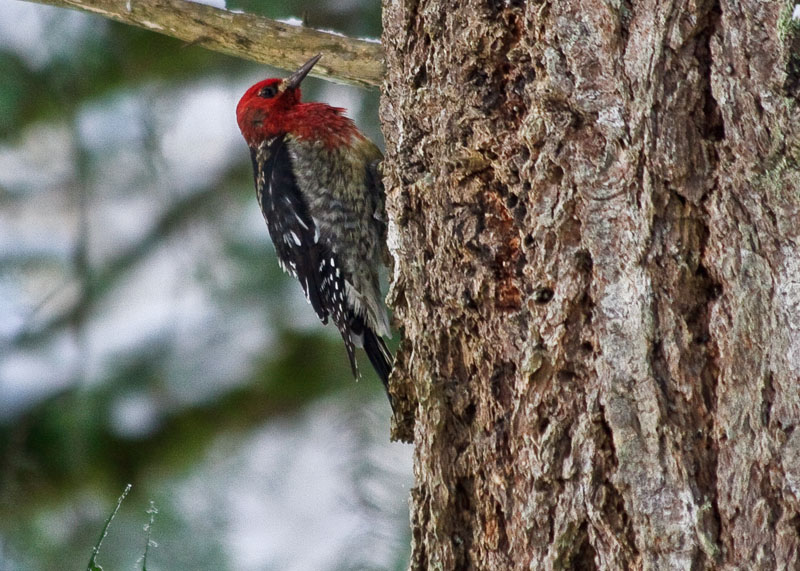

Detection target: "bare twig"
[24, 0, 384, 88]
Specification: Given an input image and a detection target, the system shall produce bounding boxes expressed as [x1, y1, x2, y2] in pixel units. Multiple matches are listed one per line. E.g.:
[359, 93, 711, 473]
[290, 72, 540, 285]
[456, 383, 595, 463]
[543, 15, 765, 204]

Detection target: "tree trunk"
[380, 0, 800, 569]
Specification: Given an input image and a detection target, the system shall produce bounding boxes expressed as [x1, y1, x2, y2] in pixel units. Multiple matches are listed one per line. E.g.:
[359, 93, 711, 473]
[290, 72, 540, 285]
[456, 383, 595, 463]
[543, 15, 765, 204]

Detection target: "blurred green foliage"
[0, 2, 408, 570]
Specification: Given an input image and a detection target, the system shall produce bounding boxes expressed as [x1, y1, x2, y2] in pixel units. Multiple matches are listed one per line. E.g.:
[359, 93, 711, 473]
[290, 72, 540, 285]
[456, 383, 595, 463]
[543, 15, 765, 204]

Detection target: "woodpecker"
[236, 54, 393, 398]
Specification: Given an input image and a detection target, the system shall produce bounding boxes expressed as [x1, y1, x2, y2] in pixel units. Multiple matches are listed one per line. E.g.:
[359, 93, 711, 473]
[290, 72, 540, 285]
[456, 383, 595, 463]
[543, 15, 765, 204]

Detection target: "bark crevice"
[382, 0, 799, 567]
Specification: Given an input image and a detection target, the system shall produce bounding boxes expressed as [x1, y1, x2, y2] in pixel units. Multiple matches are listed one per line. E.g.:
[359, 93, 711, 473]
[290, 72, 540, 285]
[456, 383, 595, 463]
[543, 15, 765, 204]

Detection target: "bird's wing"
[251, 136, 359, 376]
[252, 137, 329, 320]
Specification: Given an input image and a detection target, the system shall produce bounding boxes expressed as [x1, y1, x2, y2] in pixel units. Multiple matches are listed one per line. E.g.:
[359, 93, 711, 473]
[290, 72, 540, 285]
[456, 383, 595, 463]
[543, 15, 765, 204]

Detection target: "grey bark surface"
[380, 1, 800, 569]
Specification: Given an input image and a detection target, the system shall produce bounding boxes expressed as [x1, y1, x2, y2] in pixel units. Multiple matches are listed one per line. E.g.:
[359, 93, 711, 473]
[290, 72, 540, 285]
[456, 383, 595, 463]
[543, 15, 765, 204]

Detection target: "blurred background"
[0, 0, 412, 569]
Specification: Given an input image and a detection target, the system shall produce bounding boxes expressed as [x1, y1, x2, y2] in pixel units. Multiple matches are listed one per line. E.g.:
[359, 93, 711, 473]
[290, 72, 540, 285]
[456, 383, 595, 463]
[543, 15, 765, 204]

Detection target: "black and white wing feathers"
[250, 136, 360, 377]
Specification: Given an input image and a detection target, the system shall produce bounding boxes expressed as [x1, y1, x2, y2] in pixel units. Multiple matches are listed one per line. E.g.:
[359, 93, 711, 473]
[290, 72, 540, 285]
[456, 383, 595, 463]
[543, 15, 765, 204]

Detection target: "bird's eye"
[259, 85, 278, 99]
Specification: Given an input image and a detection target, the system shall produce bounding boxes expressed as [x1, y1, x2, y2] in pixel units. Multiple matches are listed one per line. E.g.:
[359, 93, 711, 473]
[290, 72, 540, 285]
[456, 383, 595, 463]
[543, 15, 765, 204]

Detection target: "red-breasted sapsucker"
[236, 54, 393, 398]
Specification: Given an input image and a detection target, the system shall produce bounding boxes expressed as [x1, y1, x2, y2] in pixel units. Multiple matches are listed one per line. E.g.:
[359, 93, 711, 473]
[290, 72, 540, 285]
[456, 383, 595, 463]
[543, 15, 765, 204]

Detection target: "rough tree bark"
[381, 0, 800, 569]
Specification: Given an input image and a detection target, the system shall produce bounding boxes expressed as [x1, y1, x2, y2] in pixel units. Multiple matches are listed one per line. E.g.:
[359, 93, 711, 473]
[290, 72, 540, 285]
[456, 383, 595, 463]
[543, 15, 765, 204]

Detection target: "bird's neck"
[282, 102, 364, 148]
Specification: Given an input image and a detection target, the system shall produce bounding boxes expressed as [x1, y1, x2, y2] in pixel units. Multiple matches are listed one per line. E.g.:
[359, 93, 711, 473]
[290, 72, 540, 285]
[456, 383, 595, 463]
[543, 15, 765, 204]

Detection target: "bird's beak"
[281, 54, 323, 92]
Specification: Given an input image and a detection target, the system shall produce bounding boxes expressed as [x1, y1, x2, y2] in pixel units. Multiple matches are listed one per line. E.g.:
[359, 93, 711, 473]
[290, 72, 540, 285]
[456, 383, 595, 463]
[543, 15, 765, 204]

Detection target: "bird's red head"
[236, 54, 322, 146]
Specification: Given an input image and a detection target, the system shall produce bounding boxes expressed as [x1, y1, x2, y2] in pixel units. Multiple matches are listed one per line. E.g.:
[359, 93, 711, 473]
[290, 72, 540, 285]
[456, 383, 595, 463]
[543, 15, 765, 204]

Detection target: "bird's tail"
[363, 327, 393, 390]
[337, 315, 394, 407]
[364, 327, 394, 411]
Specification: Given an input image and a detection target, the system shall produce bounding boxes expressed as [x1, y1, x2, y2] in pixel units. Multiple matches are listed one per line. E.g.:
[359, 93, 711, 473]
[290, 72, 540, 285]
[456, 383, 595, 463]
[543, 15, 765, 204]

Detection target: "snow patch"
[187, 0, 227, 7]
[277, 17, 304, 27]
[141, 20, 164, 30]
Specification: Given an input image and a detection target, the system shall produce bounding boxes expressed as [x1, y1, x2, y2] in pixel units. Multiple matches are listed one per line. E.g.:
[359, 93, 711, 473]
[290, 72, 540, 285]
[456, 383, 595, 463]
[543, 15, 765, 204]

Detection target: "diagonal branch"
[23, 0, 384, 88]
